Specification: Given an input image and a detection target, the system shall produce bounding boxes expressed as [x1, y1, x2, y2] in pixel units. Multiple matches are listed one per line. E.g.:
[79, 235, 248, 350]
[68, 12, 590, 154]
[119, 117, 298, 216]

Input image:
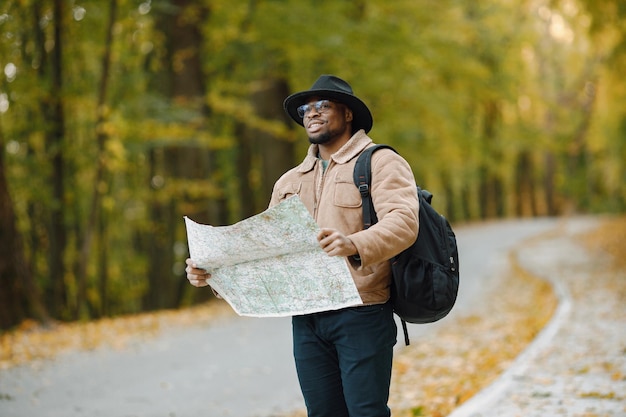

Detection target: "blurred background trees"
[0, 0, 624, 328]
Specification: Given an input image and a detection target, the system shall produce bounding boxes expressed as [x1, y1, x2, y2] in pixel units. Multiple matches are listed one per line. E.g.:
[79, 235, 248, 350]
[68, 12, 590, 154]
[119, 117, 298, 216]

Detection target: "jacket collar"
[296, 130, 373, 173]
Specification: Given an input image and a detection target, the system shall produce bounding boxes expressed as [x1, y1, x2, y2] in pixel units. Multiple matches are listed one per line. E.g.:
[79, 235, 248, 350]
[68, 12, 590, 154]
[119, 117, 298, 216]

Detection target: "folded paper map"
[184, 196, 362, 317]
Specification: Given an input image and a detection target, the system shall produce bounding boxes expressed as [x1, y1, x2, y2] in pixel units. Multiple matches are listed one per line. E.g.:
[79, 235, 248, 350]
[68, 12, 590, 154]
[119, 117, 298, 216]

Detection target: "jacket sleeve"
[347, 149, 419, 268]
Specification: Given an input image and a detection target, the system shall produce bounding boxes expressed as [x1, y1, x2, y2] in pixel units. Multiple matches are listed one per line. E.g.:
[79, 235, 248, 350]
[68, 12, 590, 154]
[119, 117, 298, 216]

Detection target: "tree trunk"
[143, 0, 221, 310]
[479, 100, 504, 219]
[75, 0, 118, 320]
[237, 77, 295, 218]
[236, 125, 257, 219]
[515, 151, 537, 217]
[253, 78, 296, 208]
[544, 151, 558, 216]
[0, 122, 49, 329]
[41, 0, 68, 318]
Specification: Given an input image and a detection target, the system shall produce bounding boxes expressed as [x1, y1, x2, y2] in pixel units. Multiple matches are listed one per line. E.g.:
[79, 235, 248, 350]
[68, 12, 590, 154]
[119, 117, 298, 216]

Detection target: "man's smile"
[307, 119, 324, 127]
[307, 120, 325, 132]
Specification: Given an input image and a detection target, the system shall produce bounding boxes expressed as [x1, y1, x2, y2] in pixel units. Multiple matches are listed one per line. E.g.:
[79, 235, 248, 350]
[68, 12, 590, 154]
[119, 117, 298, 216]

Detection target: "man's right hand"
[185, 258, 211, 287]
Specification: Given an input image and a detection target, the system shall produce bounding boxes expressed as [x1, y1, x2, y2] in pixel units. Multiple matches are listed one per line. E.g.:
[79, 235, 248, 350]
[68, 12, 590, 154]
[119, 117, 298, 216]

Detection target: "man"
[186, 75, 419, 417]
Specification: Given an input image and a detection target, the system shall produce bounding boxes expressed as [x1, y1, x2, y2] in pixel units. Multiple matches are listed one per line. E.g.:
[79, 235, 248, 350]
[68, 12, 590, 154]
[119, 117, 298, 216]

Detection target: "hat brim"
[283, 89, 373, 134]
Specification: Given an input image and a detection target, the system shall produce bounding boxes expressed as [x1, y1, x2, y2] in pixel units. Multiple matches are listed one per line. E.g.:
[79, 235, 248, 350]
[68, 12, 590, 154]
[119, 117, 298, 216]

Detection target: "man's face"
[299, 97, 353, 145]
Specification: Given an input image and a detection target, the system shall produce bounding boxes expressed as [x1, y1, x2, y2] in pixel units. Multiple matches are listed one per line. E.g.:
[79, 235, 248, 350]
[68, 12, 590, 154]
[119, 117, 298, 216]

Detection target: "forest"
[0, 0, 624, 329]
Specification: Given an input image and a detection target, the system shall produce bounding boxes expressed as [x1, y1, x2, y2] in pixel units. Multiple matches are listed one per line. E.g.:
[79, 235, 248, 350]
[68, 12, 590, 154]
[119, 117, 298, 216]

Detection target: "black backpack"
[353, 145, 460, 345]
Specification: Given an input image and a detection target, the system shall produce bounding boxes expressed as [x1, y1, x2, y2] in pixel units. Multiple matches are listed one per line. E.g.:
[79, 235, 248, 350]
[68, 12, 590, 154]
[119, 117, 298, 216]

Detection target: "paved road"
[0, 218, 561, 417]
[449, 217, 625, 417]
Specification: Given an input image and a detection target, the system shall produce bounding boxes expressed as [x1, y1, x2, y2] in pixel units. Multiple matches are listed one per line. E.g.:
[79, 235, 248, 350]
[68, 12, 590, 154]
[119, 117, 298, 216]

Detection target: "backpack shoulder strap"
[353, 144, 397, 229]
[353, 144, 410, 344]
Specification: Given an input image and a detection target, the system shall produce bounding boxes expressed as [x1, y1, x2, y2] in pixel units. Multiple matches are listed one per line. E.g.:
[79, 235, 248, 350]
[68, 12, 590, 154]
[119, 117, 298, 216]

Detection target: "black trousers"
[292, 301, 397, 417]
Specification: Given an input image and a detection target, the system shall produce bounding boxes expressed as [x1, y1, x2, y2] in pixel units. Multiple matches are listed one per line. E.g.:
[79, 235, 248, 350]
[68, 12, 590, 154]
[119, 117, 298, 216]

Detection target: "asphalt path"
[0, 218, 560, 417]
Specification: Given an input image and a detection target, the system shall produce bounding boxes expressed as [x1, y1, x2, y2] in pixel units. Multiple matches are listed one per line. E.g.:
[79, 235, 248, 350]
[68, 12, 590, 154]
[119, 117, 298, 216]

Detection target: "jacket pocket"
[333, 179, 362, 208]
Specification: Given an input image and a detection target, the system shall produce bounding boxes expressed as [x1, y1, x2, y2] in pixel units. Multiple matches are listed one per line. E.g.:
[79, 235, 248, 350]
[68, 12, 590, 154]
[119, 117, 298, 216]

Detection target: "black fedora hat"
[283, 75, 373, 133]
